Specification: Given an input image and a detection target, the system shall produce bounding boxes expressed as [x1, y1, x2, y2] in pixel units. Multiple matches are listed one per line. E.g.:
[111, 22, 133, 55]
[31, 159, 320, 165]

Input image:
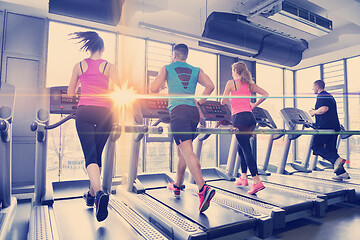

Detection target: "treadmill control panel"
[50, 86, 80, 114]
[199, 101, 231, 122]
[139, 99, 170, 119]
[252, 107, 277, 129]
[280, 108, 313, 129]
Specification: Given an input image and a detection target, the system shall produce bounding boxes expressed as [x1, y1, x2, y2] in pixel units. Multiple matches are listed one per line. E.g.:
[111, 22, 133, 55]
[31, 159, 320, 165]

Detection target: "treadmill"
[192, 104, 326, 225]
[105, 99, 265, 239]
[242, 107, 356, 206]
[279, 108, 360, 202]
[0, 83, 17, 240]
[28, 86, 168, 240]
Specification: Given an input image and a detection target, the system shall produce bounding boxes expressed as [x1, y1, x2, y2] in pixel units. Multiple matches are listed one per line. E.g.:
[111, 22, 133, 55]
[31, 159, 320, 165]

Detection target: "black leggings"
[233, 112, 258, 177]
[75, 105, 113, 168]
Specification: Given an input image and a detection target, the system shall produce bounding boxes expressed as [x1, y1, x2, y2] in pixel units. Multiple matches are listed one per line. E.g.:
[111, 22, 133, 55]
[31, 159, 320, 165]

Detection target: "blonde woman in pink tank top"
[67, 31, 121, 222]
[221, 61, 268, 195]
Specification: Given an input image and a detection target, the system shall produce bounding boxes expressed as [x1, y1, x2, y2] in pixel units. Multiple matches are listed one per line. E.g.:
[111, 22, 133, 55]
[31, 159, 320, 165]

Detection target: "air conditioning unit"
[264, 1, 332, 37]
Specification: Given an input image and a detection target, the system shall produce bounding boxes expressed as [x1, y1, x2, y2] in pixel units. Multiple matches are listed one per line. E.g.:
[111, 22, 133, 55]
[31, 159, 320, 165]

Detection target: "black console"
[280, 108, 313, 129]
[50, 87, 80, 114]
[198, 101, 231, 122]
[252, 107, 277, 129]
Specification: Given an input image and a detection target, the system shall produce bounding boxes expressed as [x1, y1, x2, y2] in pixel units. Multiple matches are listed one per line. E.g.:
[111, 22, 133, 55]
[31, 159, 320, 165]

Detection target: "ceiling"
[2, 0, 360, 69]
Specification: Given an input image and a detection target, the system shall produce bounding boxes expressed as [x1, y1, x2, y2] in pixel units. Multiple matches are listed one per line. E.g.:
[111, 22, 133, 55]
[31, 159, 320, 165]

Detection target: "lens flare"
[110, 83, 137, 107]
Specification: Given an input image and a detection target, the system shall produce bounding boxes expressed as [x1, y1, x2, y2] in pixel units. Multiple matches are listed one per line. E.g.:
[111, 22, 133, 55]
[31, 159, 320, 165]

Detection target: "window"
[346, 57, 360, 168]
[295, 66, 320, 162]
[284, 69, 295, 161]
[115, 35, 146, 177]
[323, 60, 347, 158]
[144, 40, 173, 173]
[187, 49, 218, 167]
[255, 64, 285, 167]
[46, 21, 116, 181]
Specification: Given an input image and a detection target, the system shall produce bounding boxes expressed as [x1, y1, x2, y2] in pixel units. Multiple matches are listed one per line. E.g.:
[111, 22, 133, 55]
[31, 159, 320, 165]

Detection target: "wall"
[0, 10, 47, 186]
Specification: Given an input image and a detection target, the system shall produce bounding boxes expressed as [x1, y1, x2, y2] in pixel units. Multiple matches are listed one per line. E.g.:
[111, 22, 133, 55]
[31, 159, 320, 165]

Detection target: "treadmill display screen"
[50, 87, 80, 114]
[199, 101, 231, 122]
[140, 99, 170, 119]
[61, 91, 80, 104]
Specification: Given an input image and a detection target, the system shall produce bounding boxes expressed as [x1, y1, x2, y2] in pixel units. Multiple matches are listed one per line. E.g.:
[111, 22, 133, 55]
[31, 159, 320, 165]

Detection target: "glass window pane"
[187, 49, 218, 167]
[295, 66, 320, 162]
[46, 21, 116, 181]
[115, 35, 146, 177]
[256, 64, 285, 167]
[347, 57, 360, 168]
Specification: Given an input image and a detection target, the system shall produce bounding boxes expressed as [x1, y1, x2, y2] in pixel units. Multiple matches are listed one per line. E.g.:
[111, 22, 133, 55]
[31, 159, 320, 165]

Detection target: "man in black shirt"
[309, 80, 350, 180]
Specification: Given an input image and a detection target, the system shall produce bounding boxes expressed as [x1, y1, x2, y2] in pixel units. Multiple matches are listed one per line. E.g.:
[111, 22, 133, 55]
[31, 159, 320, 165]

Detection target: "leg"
[177, 140, 205, 190]
[312, 134, 339, 164]
[87, 163, 102, 195]
[237, 142, 247, 179]
[76, 117, 98, 196]
[236, 133, 260, 183]
[175, 146, 187, 187]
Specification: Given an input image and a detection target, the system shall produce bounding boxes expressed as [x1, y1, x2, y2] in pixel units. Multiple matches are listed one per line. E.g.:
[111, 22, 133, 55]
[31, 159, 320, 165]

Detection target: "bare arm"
[309, 106, 328, 117]
[221, 81, 232, 105]
[67, 63, 80, 97]
[150, 66, 167, 93]
[250, 84, 269, 109]
[197, 69, 215, 105]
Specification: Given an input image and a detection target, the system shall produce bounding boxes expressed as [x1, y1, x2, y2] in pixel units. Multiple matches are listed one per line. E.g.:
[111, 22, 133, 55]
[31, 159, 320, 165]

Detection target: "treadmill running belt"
[146, 188, 256, 231]
[209, 181, 313, 214]
[53, 198, 144, 240]
[261, 174, 349, 198]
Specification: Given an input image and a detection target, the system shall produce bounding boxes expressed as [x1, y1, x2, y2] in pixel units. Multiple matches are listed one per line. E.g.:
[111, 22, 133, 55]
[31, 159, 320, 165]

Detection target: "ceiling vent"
[257, 1, 332, 37]
[201, 12, 308, 67]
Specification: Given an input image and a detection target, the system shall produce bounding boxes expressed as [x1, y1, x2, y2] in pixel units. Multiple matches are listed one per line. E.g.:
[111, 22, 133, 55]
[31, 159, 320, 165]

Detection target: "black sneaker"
[83, 190, 95, 207]
[95, 191, 109, 222]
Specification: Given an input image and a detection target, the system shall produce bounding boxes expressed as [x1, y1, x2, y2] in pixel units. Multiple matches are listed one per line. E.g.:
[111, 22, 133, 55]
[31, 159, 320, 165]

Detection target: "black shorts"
[170, 105, 200, 145]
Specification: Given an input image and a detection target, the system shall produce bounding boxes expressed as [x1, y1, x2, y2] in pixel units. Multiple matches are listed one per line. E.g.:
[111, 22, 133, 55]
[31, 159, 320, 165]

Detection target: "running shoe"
[235, 178, 249, 186]
[95, 191, 109, 222]
[248, 181, 265, 195]
[332, 172, 351, 181]
[167, 182, 181, 198]
[197, 185, 216, 213]
[333, 158, 347, 173]
[83, 190, 95, 207]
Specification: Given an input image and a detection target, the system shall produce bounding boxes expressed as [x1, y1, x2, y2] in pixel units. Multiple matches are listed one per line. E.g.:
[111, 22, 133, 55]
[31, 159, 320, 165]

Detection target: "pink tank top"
[77, 58, 112, 108]
[230, 79, 252, 115]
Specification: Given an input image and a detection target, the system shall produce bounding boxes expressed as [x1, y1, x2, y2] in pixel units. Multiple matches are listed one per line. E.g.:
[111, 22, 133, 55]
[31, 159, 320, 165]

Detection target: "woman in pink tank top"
[67, 31, 121, 222]
[221, 61, 268, 195]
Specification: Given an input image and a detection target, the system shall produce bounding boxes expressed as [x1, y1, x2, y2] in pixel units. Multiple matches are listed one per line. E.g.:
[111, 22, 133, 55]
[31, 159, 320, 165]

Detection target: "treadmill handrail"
[45, 113, 76, 130]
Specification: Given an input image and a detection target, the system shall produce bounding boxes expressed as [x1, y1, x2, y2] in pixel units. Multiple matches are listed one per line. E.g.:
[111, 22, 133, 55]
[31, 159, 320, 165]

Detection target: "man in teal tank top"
[150, 44, 216, 213]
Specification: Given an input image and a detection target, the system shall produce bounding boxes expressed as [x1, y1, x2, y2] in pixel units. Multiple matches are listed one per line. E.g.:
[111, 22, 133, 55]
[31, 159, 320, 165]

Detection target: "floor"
[9, 200, 360, 240]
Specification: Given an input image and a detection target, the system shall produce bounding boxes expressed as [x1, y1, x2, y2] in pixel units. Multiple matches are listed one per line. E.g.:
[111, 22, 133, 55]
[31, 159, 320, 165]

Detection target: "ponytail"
[69, 31, 104, 53]
[231, 61, 254, 90]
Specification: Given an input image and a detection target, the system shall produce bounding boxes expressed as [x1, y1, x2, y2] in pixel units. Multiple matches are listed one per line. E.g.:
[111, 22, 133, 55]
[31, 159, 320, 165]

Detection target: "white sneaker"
[333, 158, 346, 173]
[332, 172, 350, 181]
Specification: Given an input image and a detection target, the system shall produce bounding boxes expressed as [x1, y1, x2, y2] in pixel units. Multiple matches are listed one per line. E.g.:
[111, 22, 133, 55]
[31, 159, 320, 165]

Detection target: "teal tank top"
[165, 61, 200, 111]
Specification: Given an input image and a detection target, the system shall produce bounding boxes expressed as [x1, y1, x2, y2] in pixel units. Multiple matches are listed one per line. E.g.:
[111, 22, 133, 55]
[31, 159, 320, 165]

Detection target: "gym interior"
[0, 0, 360, 239]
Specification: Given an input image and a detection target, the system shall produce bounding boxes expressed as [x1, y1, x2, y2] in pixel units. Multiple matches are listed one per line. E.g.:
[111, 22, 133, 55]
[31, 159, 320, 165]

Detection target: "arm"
[197, 69, 215, 105]
[150, 66, 167, 93]
[250, 84, 269, 109]
[67, 63, 80, 97]
[309, 106, 329, 117]
[221, 81, 232, 105]
[109, 63, 121, 89]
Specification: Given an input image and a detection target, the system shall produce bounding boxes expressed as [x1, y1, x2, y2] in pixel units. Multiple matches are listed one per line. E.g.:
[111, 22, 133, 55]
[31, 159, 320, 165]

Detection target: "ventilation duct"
[201, 12, 308, 66]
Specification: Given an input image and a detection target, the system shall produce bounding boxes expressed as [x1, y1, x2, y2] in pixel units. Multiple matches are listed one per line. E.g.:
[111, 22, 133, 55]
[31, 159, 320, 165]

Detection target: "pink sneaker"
[248, 182, 265, 195]
[167, 182, 181, 198]
[197, 185, 216, 213]
[235, 178, 249, 186]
